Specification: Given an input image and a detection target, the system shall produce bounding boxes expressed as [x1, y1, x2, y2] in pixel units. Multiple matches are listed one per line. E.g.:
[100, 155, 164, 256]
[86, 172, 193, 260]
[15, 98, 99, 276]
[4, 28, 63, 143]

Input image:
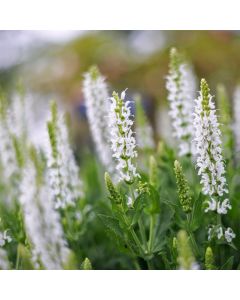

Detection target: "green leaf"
[220, 256, 234, 270]
[190, 193, 204, 231]
[98, 214, 129, 253]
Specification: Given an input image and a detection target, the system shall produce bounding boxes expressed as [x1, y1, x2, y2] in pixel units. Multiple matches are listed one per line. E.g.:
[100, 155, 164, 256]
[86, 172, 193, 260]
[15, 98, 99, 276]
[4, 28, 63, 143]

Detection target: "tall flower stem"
[186, 214, 200, 257]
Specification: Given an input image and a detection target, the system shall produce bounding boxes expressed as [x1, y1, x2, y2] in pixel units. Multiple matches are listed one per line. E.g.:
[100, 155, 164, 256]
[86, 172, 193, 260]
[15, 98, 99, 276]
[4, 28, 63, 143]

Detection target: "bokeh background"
[1, 30, 240, 153]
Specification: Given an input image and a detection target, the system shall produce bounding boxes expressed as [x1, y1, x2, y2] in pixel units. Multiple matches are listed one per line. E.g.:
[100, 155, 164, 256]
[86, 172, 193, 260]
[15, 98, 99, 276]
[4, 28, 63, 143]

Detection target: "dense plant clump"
[0, 48, 239, 270]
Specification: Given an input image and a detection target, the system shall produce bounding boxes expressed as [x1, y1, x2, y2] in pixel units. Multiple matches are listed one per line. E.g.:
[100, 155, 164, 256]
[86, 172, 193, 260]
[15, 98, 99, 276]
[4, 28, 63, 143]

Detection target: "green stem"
[16, 247, 20, 270]
[148, 214, 155, 253]
[147, 259, 154, 270]
[186, 214, 200, 257]
[129, 185, 148, 254]
[138, 218, 148, 252]
[121, 210, 145, 256]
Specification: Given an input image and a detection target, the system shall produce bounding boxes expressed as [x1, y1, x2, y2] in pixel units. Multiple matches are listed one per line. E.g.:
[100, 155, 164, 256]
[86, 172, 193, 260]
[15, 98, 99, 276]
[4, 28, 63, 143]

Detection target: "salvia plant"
[0, 47, 239, 270]
[166, 48, 197, 157]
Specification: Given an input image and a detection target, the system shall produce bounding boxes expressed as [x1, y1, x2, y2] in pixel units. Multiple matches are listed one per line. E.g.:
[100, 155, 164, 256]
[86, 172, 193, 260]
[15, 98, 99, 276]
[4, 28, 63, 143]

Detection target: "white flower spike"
[194, 79, 235, 243]
[109, 90, 140, 183]
[166, 48, 197, 156]
[83, 66, 116, 177]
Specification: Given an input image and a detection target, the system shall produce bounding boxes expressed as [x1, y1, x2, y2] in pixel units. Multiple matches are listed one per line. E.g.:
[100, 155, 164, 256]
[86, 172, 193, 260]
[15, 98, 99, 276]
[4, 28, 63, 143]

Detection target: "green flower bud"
[177, 230, 197, 270]
[149, 156, 158, 187]
[105, 172, 122, 205]
[205, 246, 215, 270]
[63, 250, 78, 270]
[174, 160, 192, 213]
[201, 78, 211, 115]
[17, 243, 35, 270]
[89, 65, 101, 81]
[81, 257, 92, 270]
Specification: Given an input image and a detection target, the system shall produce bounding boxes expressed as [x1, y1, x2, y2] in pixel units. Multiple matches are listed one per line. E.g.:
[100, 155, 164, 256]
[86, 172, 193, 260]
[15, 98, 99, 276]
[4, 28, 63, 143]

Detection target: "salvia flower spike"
[109, 90, 140, 184]
[20, 159, 70, 269]
[193, 79, 235, 243]
[45, 101, 84, 209]
[83, 66, 116, 177]
[166, 48, 197, 156]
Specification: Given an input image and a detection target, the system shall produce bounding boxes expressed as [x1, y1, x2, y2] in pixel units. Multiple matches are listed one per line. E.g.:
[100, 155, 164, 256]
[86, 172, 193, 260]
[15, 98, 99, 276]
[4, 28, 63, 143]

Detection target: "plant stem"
[148, 214, 155, 252]
[138, 218, 148, 252]
[16, 246, 20, 270]
[186, 214, 200, 257]
[147, 259, 154, 270]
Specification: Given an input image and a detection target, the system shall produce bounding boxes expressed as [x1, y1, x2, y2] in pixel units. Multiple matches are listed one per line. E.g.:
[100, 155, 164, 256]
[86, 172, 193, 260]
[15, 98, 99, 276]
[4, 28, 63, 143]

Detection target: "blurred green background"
[1, 30, 240, 149]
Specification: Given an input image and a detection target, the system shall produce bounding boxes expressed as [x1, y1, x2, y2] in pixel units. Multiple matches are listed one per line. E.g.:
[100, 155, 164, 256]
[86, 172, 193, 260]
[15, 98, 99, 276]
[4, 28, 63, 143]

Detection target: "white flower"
[83, 67, 116, 177]
[224, 227, 236, 243]
[194, 79, 230, 214]
[45, 103, 84, 209]
[217, 198, 232, 215]
[205, 198, 217, 212]
[0, 230, 12, 247]
[127, 196, 133, 207]
[109, 90, 140, 183]
[233, 86, 240, 158]
[0, 248, 10, 270]
[20, 161, 70, 269]
[216, 227, 223, 240]
[208, 225, 235, 243]
[166, 48, 197, 156]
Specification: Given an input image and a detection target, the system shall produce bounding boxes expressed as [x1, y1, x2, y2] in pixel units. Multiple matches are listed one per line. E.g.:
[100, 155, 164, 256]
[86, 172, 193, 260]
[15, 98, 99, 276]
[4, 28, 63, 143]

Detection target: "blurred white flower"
[224, 227, 236, 243]
[45, 103, 84, 209]
[233, 86, 240, 159]
[0, 248, 10, 270]
[20, 160, 70, 269]
[0, 230, 12, 247]
[166, 48, 197, 156]
[83, 67, 116, 178]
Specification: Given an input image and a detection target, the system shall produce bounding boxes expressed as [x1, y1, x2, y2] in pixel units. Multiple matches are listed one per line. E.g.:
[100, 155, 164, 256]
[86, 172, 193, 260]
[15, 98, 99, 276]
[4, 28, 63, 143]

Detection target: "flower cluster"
[45, 101, 84, 209]
[83, 66, 116, 176]
[166, 48, 196, 156]
[19, 160, 70, 269]
[109, 90, 140, 183]
[208, 226, 236, 243]
[193, 79, 235, 242]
